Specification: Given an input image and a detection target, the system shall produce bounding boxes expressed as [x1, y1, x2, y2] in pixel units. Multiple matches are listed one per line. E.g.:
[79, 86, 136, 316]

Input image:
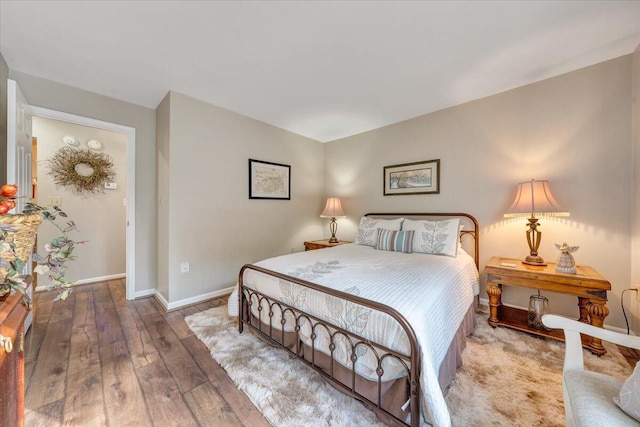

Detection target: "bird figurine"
[555, 242, 579, 274]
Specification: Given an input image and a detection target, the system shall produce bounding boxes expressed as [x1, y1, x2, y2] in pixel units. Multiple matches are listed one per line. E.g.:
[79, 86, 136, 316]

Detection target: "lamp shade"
[320, 197, 346, 218]
[504, 180, 569, 218]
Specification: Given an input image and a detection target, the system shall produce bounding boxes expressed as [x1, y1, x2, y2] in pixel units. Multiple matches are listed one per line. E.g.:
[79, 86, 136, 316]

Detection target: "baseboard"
[152, 286, 235, 311]
[478, 297, 635, 335]
[73, 273, 126, 285]
[35, 273, 127, 292]
[134, 288, 156, 299]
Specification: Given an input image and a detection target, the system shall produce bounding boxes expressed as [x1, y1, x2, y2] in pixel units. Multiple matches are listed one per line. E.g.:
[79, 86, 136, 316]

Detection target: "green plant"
[27, 203, 84, 301]
[1, 187, 83, 304]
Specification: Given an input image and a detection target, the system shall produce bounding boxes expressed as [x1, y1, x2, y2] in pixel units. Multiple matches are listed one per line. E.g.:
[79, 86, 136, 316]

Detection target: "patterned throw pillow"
[355, 217, 404, 247]
[401, 218, 460, 257]
[615, 362, 640, 421]
[376, 229, 414, 253]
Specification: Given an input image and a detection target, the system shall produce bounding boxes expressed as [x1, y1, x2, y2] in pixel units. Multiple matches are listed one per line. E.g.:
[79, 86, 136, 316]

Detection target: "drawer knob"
[0, 334, 13, 353]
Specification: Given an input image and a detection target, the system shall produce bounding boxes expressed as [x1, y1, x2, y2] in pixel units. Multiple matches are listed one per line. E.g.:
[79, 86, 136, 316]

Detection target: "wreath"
[47, 146, 116, 195]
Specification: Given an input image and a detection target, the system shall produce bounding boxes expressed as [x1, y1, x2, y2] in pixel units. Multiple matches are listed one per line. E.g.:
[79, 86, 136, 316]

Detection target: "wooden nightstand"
[303, 239, 352, 251]
[485, 256, 611, 355]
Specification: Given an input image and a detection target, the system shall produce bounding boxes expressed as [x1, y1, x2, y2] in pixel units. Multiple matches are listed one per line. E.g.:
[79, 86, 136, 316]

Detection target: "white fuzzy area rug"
[185, 305, 386, 427]
[185, 305, 633, 427]
[445, 309, 632, 426]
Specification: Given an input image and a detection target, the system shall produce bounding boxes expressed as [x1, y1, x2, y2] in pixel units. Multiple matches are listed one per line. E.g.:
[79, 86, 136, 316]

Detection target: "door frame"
[30, 106, 137, 300]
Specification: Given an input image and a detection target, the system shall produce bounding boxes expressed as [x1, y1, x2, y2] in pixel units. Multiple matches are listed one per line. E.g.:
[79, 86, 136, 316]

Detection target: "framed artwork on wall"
[249, 158, 291, 200]
[383, 159, 440, 195]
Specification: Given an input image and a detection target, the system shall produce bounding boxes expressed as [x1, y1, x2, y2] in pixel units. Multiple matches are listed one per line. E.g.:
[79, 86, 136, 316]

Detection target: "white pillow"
[355, 217, 404, 247]
[401, 218, 461, 257]
[615, 362, 640, 421]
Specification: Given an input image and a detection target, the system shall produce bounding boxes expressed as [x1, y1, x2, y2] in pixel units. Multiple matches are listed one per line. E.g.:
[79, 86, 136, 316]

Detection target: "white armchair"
[542, 314, 640, 426]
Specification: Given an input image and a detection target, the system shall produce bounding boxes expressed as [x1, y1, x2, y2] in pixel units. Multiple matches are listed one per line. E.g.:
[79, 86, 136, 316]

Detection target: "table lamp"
[504, 179, 569, 266]
[320, 197, 346, 243]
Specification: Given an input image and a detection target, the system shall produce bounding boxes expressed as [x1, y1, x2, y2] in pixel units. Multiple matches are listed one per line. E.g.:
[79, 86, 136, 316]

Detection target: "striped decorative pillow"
[376, 229, 414, 254]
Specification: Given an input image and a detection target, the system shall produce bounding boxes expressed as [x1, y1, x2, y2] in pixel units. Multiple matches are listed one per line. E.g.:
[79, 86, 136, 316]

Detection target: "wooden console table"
[485, 257, 611, 355]
[0, 277, 31, 426]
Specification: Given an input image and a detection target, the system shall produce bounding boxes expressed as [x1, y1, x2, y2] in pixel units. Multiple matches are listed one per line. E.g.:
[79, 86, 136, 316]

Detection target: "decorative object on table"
[383, 159, 440, 195]
[47, 146, 115, 195]
[320, 197, 346, 243]
[86, 139, 103, 150]
[528, 291, 550, 331]
[248, 158, 291, 200]
[504, 179, 569, 266]
[1, 184, 83, 303]
[555, 242, 579, 274]
[62, 135, 79, 146]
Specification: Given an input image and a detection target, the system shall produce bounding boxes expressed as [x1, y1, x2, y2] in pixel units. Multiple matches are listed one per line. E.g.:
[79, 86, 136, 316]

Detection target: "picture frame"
[249, 159, 291, 200]
[383, 159, 440, 195]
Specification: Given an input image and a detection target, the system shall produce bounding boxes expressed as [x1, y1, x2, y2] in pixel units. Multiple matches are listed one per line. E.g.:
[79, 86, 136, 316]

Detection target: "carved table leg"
[486, 282, 502, 327]
[577, 297, 590, 323]
[586, 300, 609, 356]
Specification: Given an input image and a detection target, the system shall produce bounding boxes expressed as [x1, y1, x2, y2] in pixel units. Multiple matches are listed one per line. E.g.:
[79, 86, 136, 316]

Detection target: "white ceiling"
[1, 1, 640, 142]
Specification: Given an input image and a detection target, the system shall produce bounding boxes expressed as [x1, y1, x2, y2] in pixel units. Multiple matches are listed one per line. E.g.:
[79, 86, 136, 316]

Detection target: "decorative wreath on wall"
[47, 146, 116, 195]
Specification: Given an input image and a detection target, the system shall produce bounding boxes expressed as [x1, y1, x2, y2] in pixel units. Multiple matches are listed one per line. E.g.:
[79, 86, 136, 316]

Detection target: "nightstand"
[303, 239, 352, 251]
[484, 256, 611, 355]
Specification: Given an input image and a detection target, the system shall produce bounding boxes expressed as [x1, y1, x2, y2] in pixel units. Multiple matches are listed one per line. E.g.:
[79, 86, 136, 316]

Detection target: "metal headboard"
[364, 212, 479, 270]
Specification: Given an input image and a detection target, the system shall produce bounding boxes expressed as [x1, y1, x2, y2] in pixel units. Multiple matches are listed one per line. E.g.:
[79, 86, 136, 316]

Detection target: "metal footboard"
[238, 264, 421, 427]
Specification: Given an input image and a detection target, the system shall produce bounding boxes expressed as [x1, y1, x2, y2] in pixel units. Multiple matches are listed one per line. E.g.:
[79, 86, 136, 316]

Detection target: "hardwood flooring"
[24, 279, 269, 427]
[24, 279, 640, 427]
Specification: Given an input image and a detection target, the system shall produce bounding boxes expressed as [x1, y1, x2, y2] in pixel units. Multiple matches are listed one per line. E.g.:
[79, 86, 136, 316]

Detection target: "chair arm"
[543, 314, 640, 373]
[543, 314, 640, 349]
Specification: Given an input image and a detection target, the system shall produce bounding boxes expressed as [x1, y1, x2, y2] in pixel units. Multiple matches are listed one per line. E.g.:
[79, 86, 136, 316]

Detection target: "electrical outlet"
[180, 262, 190, 274]
[290, 247, 296, 253]
[634, 284, 640, 302]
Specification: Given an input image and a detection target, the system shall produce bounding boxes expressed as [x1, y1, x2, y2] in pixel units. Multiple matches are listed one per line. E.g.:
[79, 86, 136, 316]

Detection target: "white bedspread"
[236, 243, 479, 427]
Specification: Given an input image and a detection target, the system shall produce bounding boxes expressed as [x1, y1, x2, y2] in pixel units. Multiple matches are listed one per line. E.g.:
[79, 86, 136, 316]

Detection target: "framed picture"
[383, 159, 440, 195]
[249, 159, 291, 200]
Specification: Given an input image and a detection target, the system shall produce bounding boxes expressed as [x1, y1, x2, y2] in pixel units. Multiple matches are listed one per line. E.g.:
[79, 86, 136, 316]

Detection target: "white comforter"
[236, 243, 479, 427]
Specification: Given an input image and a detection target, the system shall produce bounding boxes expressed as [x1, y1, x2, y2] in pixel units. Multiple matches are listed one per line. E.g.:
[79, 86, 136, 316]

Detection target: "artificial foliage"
[1, 185, 83, 303]
[47, 146, 116, 195]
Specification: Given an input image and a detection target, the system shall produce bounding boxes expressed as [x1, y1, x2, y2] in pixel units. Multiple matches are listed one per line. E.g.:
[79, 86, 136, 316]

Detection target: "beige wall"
[33, 117, 127, 283]
[0, 54, 8, 182]
[9, 71, 157, 294]
[158, 91, 325, 303]
[156, 94, 171, 300]
[3, 51, 637, 325]
[325, 55, 634, 330]
[633, 44, 640, 310]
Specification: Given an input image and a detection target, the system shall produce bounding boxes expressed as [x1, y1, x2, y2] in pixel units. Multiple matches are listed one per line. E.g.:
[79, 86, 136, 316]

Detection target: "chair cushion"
[565, 370, 640, 426]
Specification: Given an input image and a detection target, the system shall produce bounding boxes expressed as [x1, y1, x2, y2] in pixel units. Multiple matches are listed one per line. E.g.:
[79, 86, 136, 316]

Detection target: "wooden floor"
[24, 280, 640, 427]
[24, 279, 269, 427]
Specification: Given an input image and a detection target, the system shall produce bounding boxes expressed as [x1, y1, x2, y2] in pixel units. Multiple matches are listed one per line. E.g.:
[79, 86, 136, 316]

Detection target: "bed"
[233, 213, 480, 427]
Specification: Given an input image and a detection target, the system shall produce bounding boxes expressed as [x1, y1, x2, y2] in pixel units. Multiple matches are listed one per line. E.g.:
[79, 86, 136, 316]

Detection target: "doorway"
[30, 107, 136, 300]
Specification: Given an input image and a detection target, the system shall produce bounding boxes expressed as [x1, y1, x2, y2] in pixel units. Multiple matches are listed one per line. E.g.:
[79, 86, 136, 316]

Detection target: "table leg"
[486, 282, 502, 327]
[586, 300, 609, 356]
[577, 297, 590, 323]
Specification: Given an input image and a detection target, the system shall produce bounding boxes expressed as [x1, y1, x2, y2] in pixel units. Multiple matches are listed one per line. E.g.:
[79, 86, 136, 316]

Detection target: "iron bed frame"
[238, 213, 479, 427]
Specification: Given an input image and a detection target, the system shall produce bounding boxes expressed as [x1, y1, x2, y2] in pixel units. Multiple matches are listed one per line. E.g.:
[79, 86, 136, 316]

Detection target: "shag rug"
[185, 305, 633, 427]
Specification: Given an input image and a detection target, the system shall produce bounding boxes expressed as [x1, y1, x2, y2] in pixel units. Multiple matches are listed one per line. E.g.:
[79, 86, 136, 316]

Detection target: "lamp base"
[328, 236, 338, 244]
[523, 255, 547, 266]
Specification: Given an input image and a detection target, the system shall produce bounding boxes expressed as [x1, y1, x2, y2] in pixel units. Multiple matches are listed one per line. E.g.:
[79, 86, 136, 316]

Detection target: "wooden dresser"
[0, 283, 30, 426]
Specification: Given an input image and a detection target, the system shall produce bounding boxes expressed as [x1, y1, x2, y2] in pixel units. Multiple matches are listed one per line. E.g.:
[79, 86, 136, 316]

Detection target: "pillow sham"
[355, 217, 404, 247]
[615, 362, 640, 421]
[376, 229, 414, 254]
[401, 218, 461, 257]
